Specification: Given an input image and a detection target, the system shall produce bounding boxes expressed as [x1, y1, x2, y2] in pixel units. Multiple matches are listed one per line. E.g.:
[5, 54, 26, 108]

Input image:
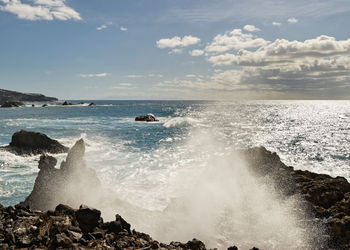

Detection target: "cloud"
[288, 17, 298, 24]
[168, 48, 184, 54]
[97, 24, 107, 31]
[80, 73, 110, 78]
[0, 0, 81, 21]
[156, 35, 200, 49]
[127, 74, 143, 78]
[189, 49, 204, 56]
[205, 29, 269, 53]
[272, 22, 281, 26]
[243, 24, 260, 32]
[204, 35, 350, 95]
[148, 74, 163, 77]
[120, 26, 127, 31]
[111, 83, 136, 90]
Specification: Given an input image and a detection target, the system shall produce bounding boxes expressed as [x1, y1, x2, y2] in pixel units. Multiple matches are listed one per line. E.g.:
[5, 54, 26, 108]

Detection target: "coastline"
[0, 136, 349, 249]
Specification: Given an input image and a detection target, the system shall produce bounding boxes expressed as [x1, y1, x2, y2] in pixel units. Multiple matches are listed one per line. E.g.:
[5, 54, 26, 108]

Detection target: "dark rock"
[75, 205, 101, 234]
[5, 130, 68, 156]
[184, 238, 206, 250]
[23, 139, 101, 211]
[135, 114, 159, 122]
[0, 101, 24, 108]
[103, 214, 131, 235]
[228, 246, 238, 250]
[42, 104, 48, 107]
[88, 102, 96, 106]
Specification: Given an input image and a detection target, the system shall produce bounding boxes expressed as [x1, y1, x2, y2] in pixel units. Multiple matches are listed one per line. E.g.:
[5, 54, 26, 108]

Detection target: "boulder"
[135, 114, 159, 122]
[5, 130, 68, 156]
[0, 101, 24, 108]
[75, 205, 101, 234]
[88, 102, 96, 106]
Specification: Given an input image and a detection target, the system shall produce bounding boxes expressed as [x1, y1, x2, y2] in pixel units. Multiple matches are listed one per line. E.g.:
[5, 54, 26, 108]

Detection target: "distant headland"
[0, 89, 58, 104]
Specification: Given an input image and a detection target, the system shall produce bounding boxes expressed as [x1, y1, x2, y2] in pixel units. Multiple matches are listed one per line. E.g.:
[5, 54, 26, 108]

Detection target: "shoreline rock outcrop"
[243, 147, 350, 248]
[2, 130, 68, 156]
[0, 203, 220, 249]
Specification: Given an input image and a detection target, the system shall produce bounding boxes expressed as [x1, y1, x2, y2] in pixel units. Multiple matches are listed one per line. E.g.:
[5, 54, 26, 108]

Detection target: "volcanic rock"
[4, 130, 68, 156]
[135, 114, 159, 122]
[23, 139, 101, 211]
[0, 101, 24, 108]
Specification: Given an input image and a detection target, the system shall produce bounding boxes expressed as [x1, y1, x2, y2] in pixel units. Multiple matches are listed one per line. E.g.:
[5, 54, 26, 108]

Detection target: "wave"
[163, 117, 199, 128]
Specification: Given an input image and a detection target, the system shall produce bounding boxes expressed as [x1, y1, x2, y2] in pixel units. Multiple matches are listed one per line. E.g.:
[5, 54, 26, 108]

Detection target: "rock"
[75, 205, 101, 234]
[135, 114, 159, 122]
[103, 214, 131, 235]
[23, 139, 101, 211]
[0, 101, 24, 108]
[42, 104, 48, 107]
[227, 246, 238, 250]
[5, 130, 68, 156]
[184, 238, 206, 250]
[88, 102, 96, 106]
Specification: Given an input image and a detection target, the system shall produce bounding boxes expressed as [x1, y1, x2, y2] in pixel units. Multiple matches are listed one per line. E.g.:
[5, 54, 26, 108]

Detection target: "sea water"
[0, 100, 349, 248]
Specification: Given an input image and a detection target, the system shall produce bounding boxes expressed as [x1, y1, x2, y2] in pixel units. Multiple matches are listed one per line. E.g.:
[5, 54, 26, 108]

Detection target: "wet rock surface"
[243, 147, 350, 249]
[135, 114, 159, 122]
[2, 130, 68, 156]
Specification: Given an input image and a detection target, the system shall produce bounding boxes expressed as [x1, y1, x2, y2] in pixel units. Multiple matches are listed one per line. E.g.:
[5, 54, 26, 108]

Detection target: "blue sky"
[1, 0, 350, 100]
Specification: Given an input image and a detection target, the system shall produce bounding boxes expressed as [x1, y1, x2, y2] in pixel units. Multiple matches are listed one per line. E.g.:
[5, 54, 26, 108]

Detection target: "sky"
[1, 0, 350, 100]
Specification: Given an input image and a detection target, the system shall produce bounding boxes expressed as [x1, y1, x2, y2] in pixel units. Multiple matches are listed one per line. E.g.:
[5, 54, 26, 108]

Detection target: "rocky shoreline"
[0, 132, 350, 249]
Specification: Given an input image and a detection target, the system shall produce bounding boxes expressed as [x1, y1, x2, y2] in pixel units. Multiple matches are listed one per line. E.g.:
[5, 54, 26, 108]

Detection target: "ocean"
[0, 100, 349, 248]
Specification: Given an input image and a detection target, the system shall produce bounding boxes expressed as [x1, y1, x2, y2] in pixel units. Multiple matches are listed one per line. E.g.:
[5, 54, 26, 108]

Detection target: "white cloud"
[156, 35, 200, 49]
[127, 74, 143, 78]
[288, 17, 298, 24]
[0, 0, 81, 21]
[120, 26, 127, 31]
[189, 49, 204, 56]
[205, 29, 269, 53]
[148, 74, 163, 77]
[243, 24, 260, 32]
[186, 74, 197, 78]
[272, 22, 281, 26]
[97, 24, 107, 31]
[205, 35, 350, 95]
[80, 73, 110, 78]
[168, 48, 184, 54]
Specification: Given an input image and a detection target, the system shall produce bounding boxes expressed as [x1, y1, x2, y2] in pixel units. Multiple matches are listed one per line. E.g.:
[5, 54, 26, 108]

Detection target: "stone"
[6, 130, 68, 156]
[75, 205, 101, 234]
[135, 114, 159, 122]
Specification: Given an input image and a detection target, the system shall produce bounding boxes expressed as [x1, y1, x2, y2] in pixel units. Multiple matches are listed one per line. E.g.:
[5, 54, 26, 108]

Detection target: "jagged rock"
[88, 102, 96, 106]
[75, 205, 101, 234]
[23, 139, 101, 211]
[103, 214, 131, 234]
[4, 130, 68, 156]
[0, 101, 24, 108]
[135, 114, 159, 122]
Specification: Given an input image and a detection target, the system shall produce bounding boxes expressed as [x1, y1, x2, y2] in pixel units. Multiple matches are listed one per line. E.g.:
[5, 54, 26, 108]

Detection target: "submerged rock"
[4, 130, 68, 156]
[135, 114, 159, 122]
